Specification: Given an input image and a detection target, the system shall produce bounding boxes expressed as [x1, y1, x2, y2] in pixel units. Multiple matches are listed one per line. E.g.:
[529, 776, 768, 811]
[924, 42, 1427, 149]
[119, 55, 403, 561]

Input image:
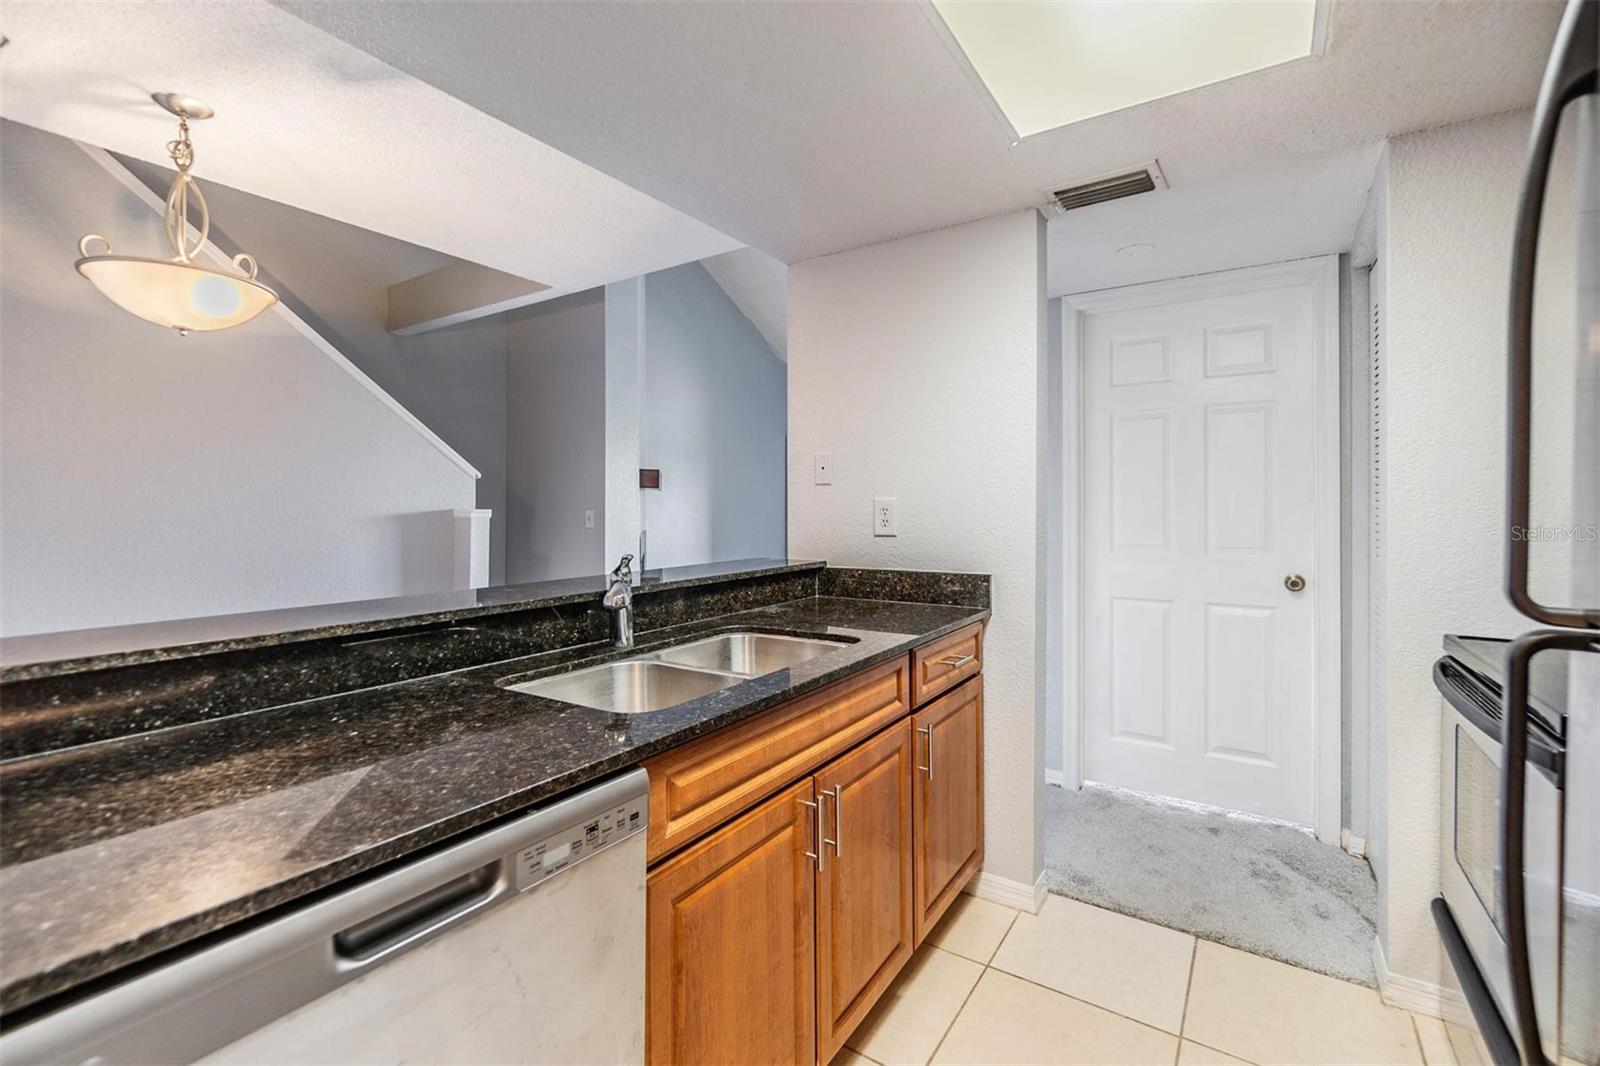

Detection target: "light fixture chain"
[167, 115, 194, 172]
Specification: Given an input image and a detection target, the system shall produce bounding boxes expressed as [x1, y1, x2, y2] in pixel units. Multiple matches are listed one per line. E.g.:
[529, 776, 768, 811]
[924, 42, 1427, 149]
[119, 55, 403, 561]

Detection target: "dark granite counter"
[0, 558, 823, 682]
[0, 588, 987, 1019]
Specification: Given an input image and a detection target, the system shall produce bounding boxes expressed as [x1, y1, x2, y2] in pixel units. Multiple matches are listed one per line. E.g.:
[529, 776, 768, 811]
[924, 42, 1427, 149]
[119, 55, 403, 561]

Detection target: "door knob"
[1284, 573, 1307, 592]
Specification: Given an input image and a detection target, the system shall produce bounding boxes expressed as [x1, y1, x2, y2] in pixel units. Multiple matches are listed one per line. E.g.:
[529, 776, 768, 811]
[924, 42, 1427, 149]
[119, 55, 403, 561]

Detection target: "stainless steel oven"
[1434, 642, 1577, 1065]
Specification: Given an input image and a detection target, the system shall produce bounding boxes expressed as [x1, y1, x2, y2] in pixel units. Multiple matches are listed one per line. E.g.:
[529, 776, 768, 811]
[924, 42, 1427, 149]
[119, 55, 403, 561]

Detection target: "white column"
[605, 276, 645, 574]
[453, 508, 492, 590]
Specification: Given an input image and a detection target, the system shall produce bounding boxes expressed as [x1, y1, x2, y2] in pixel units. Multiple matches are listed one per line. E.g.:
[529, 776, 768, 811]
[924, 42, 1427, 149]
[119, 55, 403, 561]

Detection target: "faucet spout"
[603, 554, 635, 648]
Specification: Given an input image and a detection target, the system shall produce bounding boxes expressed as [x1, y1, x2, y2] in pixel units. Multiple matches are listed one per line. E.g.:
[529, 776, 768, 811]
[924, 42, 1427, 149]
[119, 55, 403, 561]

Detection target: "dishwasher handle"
[333, 861, 502, 965]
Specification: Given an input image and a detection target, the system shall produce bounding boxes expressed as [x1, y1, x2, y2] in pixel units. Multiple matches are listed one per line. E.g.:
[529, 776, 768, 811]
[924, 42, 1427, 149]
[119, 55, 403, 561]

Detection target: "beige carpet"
[1043, 782, 1378, 985]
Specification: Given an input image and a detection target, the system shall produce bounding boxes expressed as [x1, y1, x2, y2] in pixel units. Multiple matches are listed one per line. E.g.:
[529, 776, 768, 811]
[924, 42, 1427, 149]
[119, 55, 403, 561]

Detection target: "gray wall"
[122, 156, 512, 584]
[505, 290, 607, 582]
[0, 120, 476, 635]
[1043, 297, 1065, 777]
[641, 262, 786, 568]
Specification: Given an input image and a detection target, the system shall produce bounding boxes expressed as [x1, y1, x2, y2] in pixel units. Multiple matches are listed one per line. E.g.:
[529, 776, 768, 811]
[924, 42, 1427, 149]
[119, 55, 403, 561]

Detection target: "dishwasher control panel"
[513, 792, 648, 891]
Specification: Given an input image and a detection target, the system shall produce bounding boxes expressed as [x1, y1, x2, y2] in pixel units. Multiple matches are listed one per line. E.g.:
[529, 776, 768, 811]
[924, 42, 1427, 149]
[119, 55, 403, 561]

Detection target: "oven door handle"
[1505, 0, 1599, 630]
[1500, 630, 1593, 1066]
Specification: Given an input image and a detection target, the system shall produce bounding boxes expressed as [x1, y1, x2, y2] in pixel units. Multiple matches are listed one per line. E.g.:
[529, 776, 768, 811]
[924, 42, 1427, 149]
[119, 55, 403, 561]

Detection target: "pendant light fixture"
[75, 93, 277, 335]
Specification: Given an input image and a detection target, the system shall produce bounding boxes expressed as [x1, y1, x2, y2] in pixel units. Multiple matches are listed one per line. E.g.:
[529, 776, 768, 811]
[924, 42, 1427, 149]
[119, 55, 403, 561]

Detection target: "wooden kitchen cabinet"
[646, 778, 817, 1066]
[643, 657, 910, 863]
[813, 719, 915, 1063]
[646, 630, 985, 1065]
[910, 622, 983, 705]
[912, 676, 984, 943]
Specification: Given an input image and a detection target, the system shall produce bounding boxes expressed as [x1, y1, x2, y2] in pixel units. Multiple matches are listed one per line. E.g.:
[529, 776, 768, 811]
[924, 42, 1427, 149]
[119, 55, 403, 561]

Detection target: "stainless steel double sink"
[501, 632, 848, 714]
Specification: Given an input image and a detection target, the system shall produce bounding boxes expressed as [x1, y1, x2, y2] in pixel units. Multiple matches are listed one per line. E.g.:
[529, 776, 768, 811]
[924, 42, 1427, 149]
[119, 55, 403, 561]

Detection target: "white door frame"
[1060, 255, 1343, 845]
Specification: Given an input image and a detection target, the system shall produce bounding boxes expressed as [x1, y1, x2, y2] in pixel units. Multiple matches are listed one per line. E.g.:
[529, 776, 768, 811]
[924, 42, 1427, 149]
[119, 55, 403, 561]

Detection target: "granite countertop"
[0, 594, 987, 1018]
[0, 558, 824, 681]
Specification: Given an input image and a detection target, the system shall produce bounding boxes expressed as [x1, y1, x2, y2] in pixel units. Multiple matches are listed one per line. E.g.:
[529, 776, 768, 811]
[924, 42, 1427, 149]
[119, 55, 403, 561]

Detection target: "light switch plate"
[584, 509, 595, 529]
[873, 497, 897, 536]
[814, 453, 832, 485]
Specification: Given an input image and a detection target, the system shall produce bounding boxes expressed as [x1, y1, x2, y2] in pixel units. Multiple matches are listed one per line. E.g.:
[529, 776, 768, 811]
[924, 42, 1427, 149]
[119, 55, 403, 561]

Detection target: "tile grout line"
[981, 909, 1022, 965]
[981, 896, 1194, 1039]
[1409, 1013, 1428, 1066]
[922, 906, 1021, 1063]
[847, 904, 1021, 1066]
[1174, 937, 1198, 1066]
[1185, 1039, 1264, 1066]
[925, 946, 990, 1066]
[985, 961, 1186, 1038]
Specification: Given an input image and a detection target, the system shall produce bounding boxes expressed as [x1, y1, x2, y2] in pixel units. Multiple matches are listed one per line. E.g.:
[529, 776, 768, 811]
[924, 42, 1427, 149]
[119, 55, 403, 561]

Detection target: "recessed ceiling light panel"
[929, 0, 1325, 139]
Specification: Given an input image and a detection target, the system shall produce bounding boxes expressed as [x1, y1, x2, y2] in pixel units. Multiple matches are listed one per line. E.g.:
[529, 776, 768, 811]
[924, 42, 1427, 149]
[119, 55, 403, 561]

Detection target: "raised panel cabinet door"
[646, 779, 817, 1066]
[913, 677, 984, 944]
[814, 719, 915, 1063]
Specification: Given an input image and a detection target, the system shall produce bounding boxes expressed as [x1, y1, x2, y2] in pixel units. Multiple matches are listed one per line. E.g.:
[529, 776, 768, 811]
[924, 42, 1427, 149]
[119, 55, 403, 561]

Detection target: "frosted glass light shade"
[75, 255, 278, 334]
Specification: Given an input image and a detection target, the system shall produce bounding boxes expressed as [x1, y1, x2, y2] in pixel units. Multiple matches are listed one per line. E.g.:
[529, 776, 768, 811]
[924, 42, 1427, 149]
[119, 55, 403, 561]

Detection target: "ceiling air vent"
[1046, 161, 1166, 215]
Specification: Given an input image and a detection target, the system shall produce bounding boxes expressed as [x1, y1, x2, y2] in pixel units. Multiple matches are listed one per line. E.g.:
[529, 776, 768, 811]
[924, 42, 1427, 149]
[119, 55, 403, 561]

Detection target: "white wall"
[505, 290, 608, 583]
[121, 154, 513, 585]
[604, 276, 646, 570]
[0, 121, 476, 635]
[642, 262, 786, 569]
[1370, 107, 1577, 985]
[789, 209, 1046, 892]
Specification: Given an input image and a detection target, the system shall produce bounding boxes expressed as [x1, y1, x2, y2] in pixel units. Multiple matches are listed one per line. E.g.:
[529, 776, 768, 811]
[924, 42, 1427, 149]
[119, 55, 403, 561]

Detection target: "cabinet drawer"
[643, 657, 911, 863]
[910, 623, 983, 705]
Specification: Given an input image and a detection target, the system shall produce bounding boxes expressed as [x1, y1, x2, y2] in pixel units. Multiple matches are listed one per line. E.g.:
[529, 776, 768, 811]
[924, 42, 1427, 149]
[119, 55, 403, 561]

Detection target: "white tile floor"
[838, 893, 1454, 1066]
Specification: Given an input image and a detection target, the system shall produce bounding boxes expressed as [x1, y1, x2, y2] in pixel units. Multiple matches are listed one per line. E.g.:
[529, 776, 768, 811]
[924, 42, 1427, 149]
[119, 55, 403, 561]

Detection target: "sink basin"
[504, 660, 743, 714]
[653, 633, 842, 676]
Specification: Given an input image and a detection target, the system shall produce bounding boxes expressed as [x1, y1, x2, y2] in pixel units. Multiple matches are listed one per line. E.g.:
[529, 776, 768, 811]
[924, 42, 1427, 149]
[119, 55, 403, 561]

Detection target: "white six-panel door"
[1081, 272, 1320, 825]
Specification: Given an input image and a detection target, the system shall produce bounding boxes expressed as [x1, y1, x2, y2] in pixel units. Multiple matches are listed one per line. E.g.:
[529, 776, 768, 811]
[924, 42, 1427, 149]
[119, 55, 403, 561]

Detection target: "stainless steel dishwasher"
[0, 769, 648, 1066]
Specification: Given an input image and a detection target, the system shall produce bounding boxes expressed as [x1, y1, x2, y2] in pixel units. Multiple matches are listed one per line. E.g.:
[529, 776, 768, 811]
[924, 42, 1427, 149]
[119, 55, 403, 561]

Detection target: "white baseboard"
[1045, 769, 1065, 788]
[965, 870, 1047, 914]
[1371, 935, 1471, 1027]
[1340, 829, 1368, 859]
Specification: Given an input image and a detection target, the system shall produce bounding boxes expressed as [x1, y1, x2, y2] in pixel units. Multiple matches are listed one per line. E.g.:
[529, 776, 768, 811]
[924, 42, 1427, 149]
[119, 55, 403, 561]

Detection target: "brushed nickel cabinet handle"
[819, 789, 838, 860]
[938, 653, 975, 669]
[830, 785, 844, 858]
[800, 797, 823, 870]
[917, 725, 934, 779]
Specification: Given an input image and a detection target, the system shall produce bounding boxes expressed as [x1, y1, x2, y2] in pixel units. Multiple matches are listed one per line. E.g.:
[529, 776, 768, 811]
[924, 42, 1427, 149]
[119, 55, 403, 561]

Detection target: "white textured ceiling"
[0, 1, 740, 301]
[278, 0, 1562, 296]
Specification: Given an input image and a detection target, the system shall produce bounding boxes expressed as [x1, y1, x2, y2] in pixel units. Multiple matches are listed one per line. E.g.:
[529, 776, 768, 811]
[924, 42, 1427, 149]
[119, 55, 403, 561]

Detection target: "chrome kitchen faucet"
[602, 554, 635, 649]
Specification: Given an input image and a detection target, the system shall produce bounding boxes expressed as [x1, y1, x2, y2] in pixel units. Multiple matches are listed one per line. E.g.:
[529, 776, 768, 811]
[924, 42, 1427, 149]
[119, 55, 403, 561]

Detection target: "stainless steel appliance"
[1434, 3, 1600, 1063]
[1435, 636, 1594, 1065]
[0, 769, 649, 1065]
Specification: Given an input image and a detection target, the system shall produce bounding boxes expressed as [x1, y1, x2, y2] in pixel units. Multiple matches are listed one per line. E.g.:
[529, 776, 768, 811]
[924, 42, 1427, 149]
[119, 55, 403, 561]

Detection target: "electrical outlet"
[814, 453, 832, 485]
[584, 509, 595, 529]
[873, 497, 897, 537]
